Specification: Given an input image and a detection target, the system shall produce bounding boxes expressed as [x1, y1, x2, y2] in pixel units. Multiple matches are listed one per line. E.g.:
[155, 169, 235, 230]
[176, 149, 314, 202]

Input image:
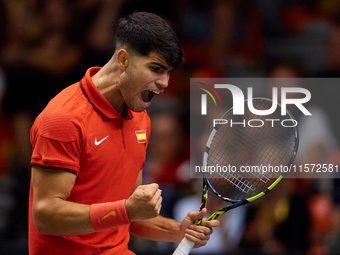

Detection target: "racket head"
[203, 97, 299, 204]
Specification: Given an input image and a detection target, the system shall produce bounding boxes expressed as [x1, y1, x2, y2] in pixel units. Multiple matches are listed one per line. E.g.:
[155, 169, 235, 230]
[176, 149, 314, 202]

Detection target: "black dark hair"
[115, 12, 183, 70]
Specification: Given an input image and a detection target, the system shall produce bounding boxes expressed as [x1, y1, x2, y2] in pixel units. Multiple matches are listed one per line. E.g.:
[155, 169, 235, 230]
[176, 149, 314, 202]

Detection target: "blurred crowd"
[1, 0, 340, 254]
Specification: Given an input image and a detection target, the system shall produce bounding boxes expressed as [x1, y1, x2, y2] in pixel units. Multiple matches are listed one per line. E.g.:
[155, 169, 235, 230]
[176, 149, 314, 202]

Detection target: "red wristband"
[90, 199, 130, 232]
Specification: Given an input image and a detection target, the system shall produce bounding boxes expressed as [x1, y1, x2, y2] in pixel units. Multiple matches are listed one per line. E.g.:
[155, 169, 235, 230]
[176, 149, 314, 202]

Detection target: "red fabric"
[29, 67, 150, 254]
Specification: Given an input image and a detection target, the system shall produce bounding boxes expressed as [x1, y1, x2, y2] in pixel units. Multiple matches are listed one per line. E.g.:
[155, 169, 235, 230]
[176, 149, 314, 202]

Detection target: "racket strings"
[207, 99, 296, 200]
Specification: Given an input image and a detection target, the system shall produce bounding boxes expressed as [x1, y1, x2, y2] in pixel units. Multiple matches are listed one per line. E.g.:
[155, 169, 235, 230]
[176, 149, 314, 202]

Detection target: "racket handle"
[172, 237, 195, 255]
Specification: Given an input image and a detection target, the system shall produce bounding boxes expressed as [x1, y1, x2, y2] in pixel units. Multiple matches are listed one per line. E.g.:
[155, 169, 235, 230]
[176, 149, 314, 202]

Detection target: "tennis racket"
[173, 97, 299, 255]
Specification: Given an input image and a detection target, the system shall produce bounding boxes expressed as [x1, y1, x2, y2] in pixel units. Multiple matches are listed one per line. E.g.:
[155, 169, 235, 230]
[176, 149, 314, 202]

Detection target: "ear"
[116, 49, 130, 70]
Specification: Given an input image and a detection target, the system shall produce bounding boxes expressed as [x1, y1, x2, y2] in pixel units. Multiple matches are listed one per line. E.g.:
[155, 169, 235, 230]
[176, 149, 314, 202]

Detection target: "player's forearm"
[33, 198, 94, 236]
[129, 215, 183, 243]
[34, 198, 131, 236]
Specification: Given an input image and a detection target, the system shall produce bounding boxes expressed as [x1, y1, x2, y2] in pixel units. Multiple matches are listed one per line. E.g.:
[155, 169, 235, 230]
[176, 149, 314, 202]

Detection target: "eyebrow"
[151, 62, 173, 72]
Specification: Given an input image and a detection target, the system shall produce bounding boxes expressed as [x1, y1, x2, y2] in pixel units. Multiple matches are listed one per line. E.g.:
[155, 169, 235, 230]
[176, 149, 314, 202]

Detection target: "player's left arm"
[129, 170, 220, 248]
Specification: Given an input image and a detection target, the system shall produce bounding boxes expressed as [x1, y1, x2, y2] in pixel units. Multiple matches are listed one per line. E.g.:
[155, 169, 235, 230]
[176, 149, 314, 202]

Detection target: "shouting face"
[118, 51, 172, 112]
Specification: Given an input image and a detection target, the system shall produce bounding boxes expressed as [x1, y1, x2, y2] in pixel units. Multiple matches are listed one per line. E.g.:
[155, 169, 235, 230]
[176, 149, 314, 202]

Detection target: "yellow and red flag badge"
[135, 130, 147, 143]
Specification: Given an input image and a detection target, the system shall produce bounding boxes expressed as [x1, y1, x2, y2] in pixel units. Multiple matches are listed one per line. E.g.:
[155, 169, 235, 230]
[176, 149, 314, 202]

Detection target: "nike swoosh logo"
[101, 211, 116, 220]
[95, 135, 109, 146]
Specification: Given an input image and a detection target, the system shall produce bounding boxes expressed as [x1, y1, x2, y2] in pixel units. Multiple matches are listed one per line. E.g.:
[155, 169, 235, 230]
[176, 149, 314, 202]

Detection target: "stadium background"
[0, 0, 340, 254]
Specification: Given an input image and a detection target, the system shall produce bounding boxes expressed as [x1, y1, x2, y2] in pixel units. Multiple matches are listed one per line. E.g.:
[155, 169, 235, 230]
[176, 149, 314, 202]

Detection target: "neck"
[91, 59, 125, 114]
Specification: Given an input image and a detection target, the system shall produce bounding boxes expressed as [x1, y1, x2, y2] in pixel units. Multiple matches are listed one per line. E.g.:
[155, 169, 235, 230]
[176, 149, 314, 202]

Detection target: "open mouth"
[141, 90, 160, 103]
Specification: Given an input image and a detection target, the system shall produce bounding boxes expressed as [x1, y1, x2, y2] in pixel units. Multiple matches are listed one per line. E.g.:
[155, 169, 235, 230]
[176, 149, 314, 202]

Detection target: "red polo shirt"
[29, 67, 150, 255]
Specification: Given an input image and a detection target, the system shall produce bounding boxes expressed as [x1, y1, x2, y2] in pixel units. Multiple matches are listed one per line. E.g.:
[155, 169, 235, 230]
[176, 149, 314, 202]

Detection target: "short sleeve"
[30, 112, 83, 174]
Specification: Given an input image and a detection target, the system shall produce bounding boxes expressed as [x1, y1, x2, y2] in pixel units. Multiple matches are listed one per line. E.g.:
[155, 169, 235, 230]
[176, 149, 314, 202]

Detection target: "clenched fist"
[125, 183, 162, 222]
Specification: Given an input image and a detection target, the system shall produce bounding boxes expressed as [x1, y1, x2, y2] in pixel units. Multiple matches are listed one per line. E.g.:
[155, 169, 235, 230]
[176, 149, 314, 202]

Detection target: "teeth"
[150, 90, 160, 94]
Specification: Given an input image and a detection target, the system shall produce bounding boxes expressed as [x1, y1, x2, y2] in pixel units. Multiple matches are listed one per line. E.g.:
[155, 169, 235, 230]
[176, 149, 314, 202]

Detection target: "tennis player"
[29, 12, 219, 254]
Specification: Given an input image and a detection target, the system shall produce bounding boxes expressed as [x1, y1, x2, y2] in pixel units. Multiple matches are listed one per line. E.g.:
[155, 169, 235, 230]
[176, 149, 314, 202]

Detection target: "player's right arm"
[31, 166, 162, 236]
[32, 166, 92, 236]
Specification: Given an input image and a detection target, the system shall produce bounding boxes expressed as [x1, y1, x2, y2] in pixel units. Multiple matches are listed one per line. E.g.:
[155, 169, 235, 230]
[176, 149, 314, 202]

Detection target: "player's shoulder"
[133, 110, 151, 126]
[137, 110, 150, 119]
[32, 84, 91, 142]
